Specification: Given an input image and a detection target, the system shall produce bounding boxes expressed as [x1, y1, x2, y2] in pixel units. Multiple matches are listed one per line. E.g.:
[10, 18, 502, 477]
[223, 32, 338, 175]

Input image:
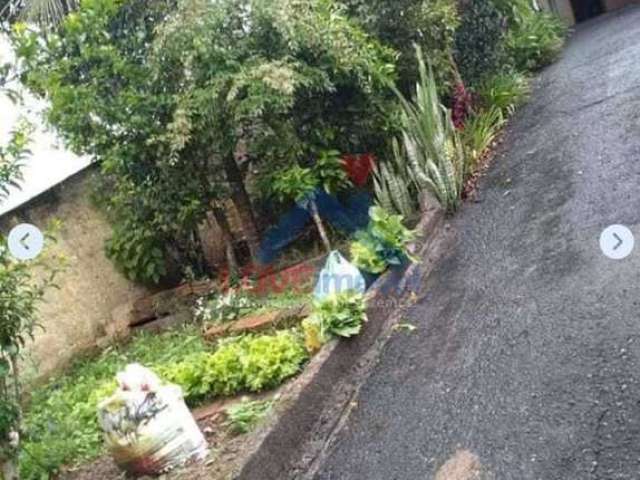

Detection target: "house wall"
[0, 167, 148, 382]
[542, 0, 639, 25]
[542, 0, 577, 25]
[604, 0, 640, 11]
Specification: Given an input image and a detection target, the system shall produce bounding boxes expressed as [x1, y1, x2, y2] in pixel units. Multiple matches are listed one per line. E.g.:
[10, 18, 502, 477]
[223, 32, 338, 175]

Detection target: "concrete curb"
[230, 201, 452, 480]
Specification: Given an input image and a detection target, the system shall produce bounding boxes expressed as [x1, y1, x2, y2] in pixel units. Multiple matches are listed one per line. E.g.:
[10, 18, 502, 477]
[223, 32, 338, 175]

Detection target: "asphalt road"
[311, 7, 640, 480]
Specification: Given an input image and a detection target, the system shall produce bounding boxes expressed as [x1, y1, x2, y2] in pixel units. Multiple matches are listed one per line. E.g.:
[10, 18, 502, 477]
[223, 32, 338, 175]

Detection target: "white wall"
[0, 33, 91, 216]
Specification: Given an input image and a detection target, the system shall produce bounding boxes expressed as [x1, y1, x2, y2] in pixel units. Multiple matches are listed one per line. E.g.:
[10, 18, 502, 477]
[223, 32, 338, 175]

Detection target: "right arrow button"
[600, 225, 635, 260]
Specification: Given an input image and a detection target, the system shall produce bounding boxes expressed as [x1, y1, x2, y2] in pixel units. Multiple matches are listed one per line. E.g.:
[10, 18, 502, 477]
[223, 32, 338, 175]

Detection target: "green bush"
[454, 0, 506, 86]
[309, 292, 367, 339]
[490, 0, 536, 24]
[476, 70, 531, 115]
[345, 0, 460, 93]
[160, 331, 308, 400]
[104, 219, 168, 284]
[506, 12, 567, 71]
[15, 0, 396, 283]
[351, 237, 389, 274]
[351, 206, 415, 274]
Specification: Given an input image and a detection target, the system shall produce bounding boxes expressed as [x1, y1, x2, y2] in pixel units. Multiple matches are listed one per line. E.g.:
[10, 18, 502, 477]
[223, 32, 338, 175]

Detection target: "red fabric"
[343, 153, 376, 186]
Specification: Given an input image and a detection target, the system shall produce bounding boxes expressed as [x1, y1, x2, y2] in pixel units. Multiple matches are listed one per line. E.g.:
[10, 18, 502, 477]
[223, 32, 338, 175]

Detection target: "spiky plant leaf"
[391, 45, 465, 213]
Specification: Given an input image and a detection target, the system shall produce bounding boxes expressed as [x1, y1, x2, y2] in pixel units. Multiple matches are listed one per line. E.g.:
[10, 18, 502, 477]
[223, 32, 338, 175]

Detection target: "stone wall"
[0, 167, 148, 382]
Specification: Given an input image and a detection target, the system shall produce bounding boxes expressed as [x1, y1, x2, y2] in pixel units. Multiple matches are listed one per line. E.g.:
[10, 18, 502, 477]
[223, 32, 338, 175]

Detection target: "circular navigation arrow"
[7, 224, 44, 261]
[600, 225, 634, 260]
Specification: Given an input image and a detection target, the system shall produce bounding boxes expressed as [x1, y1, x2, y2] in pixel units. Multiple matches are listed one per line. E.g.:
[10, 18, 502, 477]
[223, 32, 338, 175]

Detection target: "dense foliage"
[14, 0, 395, 283]
[475, 70, 531, 115]
[505, 11, 567, 71]
[454, 0, 506, 86]
[159, 331, 308, 399]
[351, 206, 415, 274]
[306, 291, 367, 342]
[345, 0, 460, 93]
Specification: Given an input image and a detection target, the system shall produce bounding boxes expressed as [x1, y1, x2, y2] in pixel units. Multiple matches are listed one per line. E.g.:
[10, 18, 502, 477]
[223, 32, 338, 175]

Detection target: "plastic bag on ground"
[314, 251, 366, 300]
[98, 364, 207, 476]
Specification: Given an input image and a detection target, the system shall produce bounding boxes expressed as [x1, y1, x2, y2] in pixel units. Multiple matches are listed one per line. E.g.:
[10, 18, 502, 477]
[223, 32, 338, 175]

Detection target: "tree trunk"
[221, 153, 261, 265]
[211, 207, 239, 279]
[309, 199, 331, 253]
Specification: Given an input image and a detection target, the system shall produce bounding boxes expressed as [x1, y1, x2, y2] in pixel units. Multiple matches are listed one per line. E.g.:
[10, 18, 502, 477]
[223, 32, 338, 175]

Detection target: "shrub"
[454, 0, 507, 86]
[351, 206, 415, 274]
[351, 237, 389, 274]
[476, 70, 530, 115]
[506, 12, 567, 71]
[160, 331, 308, 400]
[345, 0, 460, 94]
[461, 106, 505, 173]
[393, 47, 465, 213]
[309, 292, 367, 339]
[490, 0, 535, 25]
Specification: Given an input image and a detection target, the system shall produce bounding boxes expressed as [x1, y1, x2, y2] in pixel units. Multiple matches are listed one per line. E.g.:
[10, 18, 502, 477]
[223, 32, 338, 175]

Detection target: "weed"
[225, 398, 274, 434]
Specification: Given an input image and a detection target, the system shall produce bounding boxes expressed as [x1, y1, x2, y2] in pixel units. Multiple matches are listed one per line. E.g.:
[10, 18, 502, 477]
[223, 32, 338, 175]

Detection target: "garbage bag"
[314, 251, 366, 300]
[98, 364, 207, 476]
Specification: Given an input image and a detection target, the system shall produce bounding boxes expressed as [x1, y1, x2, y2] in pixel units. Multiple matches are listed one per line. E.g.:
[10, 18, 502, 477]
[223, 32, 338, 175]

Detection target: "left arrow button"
[7, 224, 44, 261]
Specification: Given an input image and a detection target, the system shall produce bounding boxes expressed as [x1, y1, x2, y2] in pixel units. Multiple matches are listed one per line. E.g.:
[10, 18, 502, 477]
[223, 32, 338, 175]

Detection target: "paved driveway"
[312, 6, 640, 480]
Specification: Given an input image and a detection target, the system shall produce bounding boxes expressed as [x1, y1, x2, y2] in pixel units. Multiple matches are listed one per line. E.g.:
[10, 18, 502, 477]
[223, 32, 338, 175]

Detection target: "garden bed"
[20, 289, 312, 480]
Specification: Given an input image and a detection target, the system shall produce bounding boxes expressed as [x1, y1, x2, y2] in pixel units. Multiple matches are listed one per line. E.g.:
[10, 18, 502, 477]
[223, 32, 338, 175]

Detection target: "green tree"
[453, 0, 506, 86]
[14, 0, 395, 283]
[344, 0, 460, 94]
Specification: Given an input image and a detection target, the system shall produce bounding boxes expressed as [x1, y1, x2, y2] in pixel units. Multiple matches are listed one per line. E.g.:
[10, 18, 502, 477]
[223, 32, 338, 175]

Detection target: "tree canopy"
[14, 0, 396, 283]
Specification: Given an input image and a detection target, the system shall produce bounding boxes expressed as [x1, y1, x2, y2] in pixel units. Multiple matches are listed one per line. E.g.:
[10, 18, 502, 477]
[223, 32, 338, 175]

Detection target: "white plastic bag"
[314, 251, 366, 300]
[98, 364, 207, 476]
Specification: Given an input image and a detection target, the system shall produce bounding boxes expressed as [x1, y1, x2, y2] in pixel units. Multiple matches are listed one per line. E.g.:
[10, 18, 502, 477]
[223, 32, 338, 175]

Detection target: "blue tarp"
[258, 188, 372, 264]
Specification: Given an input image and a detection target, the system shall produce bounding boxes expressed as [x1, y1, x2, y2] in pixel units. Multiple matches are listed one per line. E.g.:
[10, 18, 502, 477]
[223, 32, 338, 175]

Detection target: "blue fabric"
[258, 188, 373, 264]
